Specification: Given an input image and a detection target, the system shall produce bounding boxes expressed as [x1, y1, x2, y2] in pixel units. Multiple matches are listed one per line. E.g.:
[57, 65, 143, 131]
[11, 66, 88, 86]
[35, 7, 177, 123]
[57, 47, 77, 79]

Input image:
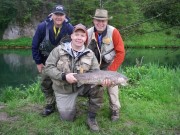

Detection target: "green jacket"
[44, 42, 100, 94]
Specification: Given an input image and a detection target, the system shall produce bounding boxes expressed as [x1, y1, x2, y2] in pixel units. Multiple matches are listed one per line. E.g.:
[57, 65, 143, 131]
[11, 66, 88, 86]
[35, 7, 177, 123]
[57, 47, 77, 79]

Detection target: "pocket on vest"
[103, 50, 115, 63]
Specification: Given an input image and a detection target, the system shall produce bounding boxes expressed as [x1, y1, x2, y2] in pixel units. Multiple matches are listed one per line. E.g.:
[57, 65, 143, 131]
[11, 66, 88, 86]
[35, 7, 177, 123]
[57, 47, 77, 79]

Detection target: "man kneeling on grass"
[43, 24, 112, 132]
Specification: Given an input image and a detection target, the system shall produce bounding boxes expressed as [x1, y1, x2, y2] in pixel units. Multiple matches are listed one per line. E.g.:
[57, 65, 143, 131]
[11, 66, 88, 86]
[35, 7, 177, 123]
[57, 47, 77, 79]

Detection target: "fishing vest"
[88, 25, 115, 64]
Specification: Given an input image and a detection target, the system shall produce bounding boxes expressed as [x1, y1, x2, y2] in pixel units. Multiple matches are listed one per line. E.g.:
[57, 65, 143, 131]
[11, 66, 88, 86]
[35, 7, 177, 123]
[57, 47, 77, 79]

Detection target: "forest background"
[0, 0, 179, 47]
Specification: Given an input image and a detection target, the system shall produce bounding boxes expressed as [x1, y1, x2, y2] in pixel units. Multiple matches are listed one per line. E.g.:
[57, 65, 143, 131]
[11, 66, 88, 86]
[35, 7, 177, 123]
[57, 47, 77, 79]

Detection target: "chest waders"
[39, 21, 55, 56]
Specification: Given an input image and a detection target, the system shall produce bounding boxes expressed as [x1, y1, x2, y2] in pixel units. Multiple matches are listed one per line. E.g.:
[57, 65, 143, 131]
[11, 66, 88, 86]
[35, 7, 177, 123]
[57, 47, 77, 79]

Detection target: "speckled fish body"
[73, 70, 128, 86]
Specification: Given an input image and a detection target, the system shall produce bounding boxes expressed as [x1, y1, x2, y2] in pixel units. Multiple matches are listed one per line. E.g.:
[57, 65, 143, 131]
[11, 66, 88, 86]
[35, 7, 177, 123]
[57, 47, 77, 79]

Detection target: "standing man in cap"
[32, 5, 74, 116]
[44, 24, 104, 132]
[87, 9, 125, 121]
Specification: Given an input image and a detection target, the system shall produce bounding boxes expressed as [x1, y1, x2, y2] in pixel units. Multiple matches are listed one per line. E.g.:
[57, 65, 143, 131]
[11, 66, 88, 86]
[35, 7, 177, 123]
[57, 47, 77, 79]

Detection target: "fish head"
[117, 77, 128, 86]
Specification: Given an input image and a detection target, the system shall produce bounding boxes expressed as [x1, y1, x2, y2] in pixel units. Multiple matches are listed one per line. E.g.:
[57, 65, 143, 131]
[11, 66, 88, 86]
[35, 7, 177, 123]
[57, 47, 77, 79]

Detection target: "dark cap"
[52, 5, 66, 14]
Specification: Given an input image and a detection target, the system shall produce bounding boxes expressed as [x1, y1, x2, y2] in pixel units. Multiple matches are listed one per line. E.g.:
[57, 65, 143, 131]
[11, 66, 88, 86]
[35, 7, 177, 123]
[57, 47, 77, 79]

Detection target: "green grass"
[0, 37, 32, 47]
[124, 27, 180, 47]
[0, 64, 179, 134]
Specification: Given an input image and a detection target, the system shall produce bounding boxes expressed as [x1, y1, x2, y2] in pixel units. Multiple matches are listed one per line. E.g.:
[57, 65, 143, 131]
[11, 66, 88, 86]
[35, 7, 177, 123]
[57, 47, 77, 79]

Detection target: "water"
[0, 48, 179, 89]
[0, 49, 38, 89]
[123, 48, 180, 68]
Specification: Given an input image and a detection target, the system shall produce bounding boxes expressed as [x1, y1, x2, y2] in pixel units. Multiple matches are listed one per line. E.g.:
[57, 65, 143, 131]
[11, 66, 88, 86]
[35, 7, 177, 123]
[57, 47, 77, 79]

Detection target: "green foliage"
[67, 0, 98, 26]
[0, 0, 16, 27]
[0, 86, 28, 103]
[143, 0, 180, 26]
[105, 1, 143, 29]
[0, 37, 32, 46]
[0, 0, 179, 29]
[14, 0, 44, 25]
[67, 0, 145, 30]
[124, 65, 149, 84]
[125, 26, 180, 46]
[26, 82, 44, 102]
[0, 0, 17, 38]
[0, 81, 44, 103]
[122, 64, 180, 102]
[0, 0, 179, 45]
[0, 0, 52, 27]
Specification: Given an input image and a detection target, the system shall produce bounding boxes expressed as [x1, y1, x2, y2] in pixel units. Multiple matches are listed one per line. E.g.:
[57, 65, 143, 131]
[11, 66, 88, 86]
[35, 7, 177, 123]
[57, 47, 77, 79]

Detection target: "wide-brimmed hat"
[52, 5, 66, 14]
[91, 9, 113, 20]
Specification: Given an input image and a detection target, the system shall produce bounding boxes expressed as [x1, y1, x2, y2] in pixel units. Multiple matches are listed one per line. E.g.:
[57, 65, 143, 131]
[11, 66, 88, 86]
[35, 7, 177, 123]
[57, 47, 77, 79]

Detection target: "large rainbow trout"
[73, 70, 128, 86]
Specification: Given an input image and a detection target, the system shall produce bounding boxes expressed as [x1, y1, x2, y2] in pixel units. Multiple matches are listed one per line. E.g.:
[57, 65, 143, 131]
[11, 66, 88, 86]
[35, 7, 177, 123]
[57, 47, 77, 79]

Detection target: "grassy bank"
[0, 27, 180, 48]
[123, 26, 180, 48]
[0, 37, 31, 48]
[0, 64, 179, 134]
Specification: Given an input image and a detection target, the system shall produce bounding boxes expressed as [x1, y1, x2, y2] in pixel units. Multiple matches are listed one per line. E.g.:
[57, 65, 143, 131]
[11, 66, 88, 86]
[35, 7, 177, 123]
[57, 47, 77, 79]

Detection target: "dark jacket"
[32, 18, 74, 64]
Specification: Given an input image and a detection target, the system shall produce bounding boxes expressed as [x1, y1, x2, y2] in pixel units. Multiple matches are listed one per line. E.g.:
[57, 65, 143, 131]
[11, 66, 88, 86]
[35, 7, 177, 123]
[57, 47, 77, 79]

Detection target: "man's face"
[52, 13, 66, 27]
[93, 19, 108, 33]
[71, 30, 87, 48]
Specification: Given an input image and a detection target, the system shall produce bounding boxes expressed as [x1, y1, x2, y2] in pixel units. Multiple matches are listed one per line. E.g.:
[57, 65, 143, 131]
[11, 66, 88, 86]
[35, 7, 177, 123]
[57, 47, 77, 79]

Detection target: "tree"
[0, 0, 16, 38]
[143, 0, 180, 26]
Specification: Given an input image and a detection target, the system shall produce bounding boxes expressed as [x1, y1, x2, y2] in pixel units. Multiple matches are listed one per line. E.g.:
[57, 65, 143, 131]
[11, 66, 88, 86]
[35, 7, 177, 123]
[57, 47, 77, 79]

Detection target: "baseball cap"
[73, 24, 88, 45]
[73, 24, 87, 33]
[52, 5, 66, 14]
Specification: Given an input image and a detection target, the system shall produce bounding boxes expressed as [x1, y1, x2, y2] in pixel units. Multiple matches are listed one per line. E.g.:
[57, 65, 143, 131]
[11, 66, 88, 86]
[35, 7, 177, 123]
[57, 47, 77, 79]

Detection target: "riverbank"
[0, 37, 32, 48]
[0, 64, 179, 134]
[0, 28, 180, 48]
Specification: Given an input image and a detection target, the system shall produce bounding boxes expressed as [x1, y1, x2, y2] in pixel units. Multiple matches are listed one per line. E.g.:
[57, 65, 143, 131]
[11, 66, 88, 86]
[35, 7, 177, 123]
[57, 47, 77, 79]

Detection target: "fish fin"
[90, 85, 97, 88]
[121, 82, 128, 86]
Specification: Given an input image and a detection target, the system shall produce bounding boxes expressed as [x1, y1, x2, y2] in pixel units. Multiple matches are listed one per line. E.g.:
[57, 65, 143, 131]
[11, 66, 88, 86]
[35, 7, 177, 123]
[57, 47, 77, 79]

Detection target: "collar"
[94, 26, 108, 38]
[53, 25, 61, 37]
[62, 42, 86, 55]
[70, 43, 85, 57]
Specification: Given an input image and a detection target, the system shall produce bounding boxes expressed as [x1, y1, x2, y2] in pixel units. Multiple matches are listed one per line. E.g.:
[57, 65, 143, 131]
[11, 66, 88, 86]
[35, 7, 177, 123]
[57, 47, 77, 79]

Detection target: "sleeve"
[107, 28, 125, 71]
[31, 23, 45, 64]
[44, 47, 64, 80]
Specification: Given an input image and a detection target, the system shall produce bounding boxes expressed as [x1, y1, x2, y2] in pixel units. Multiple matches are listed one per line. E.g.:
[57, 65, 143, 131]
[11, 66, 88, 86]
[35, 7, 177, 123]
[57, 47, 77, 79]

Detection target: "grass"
[0, 37, 32, 47]
[0, 64, 179, 134]
[0, 27, 179, 48]
[124, 27, 180, 47]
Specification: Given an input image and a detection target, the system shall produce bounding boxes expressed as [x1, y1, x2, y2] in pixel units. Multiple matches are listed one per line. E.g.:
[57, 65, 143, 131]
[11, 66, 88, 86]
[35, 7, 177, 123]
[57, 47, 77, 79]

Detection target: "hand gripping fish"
[73, 70, 128, 86]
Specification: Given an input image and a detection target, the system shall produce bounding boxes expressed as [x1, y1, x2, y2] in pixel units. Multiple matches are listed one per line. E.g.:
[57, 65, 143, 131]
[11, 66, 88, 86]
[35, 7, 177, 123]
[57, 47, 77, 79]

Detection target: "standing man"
[32, 5, 74, 116]
[87, 9, 125, 121]
[44, 24, 104, 132]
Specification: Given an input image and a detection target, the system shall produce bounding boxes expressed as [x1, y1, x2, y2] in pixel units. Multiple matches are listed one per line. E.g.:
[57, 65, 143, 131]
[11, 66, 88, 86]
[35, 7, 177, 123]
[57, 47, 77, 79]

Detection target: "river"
[0, 48, 179, 89]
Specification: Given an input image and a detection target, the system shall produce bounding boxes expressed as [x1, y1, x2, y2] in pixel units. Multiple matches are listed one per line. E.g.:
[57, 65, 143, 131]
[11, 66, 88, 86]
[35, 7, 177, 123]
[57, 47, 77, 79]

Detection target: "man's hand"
[37, 64, 44, 73]
[102, 79, 115, 87]
[66, 73, 77, 84]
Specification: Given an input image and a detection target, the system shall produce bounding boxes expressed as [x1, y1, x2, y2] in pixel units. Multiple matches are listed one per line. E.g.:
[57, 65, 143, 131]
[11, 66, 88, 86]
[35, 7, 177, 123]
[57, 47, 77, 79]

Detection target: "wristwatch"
[61, 72, 66, 81]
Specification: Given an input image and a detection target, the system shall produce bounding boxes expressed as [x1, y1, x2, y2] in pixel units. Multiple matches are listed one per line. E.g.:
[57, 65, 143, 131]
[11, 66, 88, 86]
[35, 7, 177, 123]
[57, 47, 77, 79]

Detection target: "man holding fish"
[44, 24, 106, 132]
[44, 22, 127, 131]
